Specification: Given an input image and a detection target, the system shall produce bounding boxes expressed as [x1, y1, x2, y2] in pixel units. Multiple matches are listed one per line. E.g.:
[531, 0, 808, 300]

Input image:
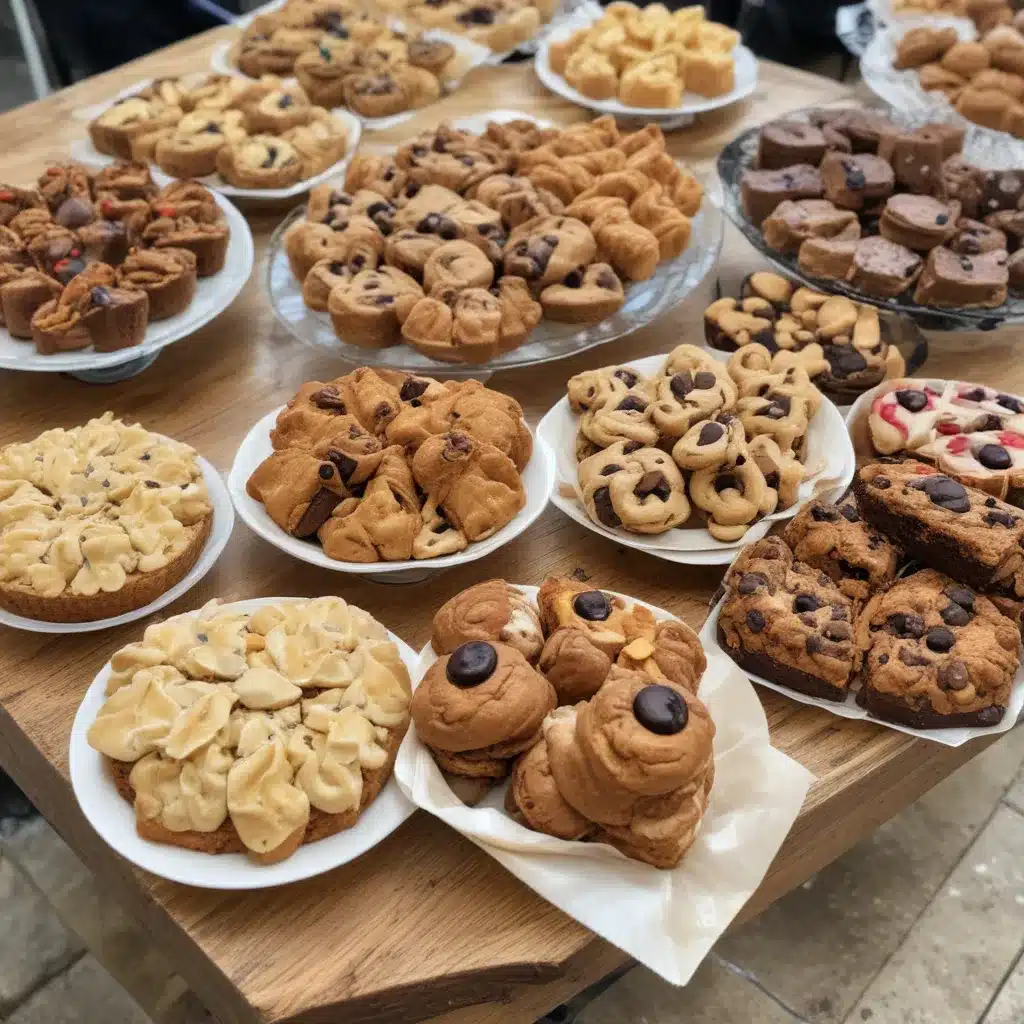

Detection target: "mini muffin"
[142, 216, 230, 277]
[116, 247, 198, 320]
[215, 136, 304, 189]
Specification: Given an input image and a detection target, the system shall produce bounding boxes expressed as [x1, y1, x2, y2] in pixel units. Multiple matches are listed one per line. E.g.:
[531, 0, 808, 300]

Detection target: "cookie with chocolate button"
[856, 569, 1019, 728]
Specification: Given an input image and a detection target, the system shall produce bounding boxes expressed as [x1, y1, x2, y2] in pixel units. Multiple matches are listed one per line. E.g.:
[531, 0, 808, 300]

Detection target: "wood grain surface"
[0, 24, 1017, 1024]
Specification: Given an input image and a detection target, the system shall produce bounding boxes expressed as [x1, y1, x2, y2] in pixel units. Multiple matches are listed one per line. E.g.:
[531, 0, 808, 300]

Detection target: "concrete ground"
[0, 726, 1022, 1024]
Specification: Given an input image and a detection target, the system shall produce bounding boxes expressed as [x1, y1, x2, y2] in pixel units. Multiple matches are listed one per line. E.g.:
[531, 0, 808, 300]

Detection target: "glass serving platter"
[264, 176, 725, 376]
[716, 105, 1024, 333]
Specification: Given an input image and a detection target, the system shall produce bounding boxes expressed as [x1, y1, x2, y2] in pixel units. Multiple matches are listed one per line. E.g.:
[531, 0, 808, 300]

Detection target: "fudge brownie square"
[853, 460, 1024, 590]
[718, 535, 858, 701]
[784, 498, 900, 604]
[856, 569, 1019, 728]
[740, 165, 824, 227]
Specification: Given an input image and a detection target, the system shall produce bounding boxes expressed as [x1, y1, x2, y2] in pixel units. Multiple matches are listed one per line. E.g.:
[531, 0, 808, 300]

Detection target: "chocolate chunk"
[940, 601, 971, 627]
[987, 509, 1017, 528]
[793, 593, 821, 613]
[55, 197, 93, 229]
[838, 559, 871, 581]
[977, 706, 1004, 725]
[446, 641, 498, 687]
[947, 587, 975, 609]
[898, 646, 931, 667]
[963, 387, 986, 401]
[938, 661, 969, 690]
[617, 395, 647, 413]
[839, 504, 860, 523]
[831, 605, 849, 620]
[997, 393, 1024, 413]
[326, 449, 358, 481]
[978, 444, 1012, 471]
[622, 440, 643, 454]
[919, 474, 970, 513]
[925, 626, 956, 652]
[693, 371, 716, 390]
[400, 378, 429, 402]
[632, 684, 688, 735]
[824, 345, 868, 378]
[294, 487, 341, 536]
[811, 505, 840, 522]
[698, 422, 724, 446]
[823, 621, 851, 641]
[888, 612, 925, 638]
[878, 653, 889, 664]
[634, 471, 670, 500]
[90, 286, 112, 306]
[806, 634, 823, 654]
[573, 590, 612, 621]
[738, 573, 764, 595]
[599, 464, 621, 476]
[613, 369, 638, 387]
[746, 609, 766, 633]
[317, 464, 334, 480]
[896, 389, 928, 412]
[669, 372, 694, 400]
[986, 497, 998, 507]
[563, 268, 584, 288]
[872, 475, 891, 489]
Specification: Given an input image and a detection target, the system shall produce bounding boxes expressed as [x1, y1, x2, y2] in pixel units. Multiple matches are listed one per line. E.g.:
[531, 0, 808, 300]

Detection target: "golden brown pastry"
[432, 580, 544, 662]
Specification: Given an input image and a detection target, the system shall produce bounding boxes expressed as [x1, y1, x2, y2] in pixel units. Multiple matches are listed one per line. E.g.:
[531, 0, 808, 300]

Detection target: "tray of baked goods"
[701, 272, 915, 406]
[393, 577, 811, 981]
[74, 74, 361, 199]
[536, 341, 855, 565]
[0, 162, 252, 372]
[228, 368, 555, 581]
[71, 594, 419, 887]
[861, 17, 1024, 160]
[705, 373, 1024, 746]
[718, 102, 1024, 330]
[217, 0, 553, 74]
[0, 413, 233, 634]
[267, 112, 722, 370]
[535, 1, 757, 127]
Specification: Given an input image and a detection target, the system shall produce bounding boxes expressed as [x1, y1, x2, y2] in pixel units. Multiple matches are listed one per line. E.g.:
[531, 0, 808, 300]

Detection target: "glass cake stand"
[264, 176, 725, 378]
[716, 104, 1024, 367]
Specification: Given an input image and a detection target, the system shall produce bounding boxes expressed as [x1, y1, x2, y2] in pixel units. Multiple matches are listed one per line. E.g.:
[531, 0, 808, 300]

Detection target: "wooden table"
[0, 27, 1017, 1024]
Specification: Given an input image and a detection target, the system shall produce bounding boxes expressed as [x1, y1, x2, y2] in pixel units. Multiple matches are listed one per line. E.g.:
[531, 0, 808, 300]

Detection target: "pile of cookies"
[741, 107, 1024, 308]
[246, 368, 533, 562]
[89, 75, 350, 189]
[0, 162, 229, 355]
[283, 116, 702, 363]
[86, 596, 412, 864]
[566, 343, 824, 542]
[548, 2, 739, 107]
[412, 576, 715, 868]
[231, 0, 462, 117]
[0, 413, 212, 623]
[894, 23, 1024, 138]
[718, 461, 1023, 729]
[376, 0, 554, 52]
[892, 0, 1020, 34]
[704, 272, 905, 401]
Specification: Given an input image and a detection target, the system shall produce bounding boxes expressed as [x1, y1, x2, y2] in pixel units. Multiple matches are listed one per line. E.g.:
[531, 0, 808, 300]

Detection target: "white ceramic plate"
[536, 352, 855, 566]
[702, 600, 1024, 747]
[394, 585, 813, 984]
[0, 192, 253, 372]
[228, 406, 555, 581]
[68, 596, 418, 889]
[534, 15, 758, 125]
[0, 456, 233, 634]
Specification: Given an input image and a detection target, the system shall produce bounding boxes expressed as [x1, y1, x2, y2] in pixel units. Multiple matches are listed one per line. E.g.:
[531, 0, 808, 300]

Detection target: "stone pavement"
[1, 728, 1023, 1023]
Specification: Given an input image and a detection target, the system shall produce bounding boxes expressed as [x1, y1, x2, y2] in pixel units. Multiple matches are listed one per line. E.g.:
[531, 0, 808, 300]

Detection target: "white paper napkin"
[394, 589, 814, 985]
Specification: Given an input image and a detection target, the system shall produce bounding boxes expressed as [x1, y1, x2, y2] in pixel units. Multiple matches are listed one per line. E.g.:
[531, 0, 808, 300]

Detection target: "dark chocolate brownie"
[718, 535, 857, 701]
[856, 569, 1019, 728]
[784, 498, 900, 604]
[853, 461, 1024, 590]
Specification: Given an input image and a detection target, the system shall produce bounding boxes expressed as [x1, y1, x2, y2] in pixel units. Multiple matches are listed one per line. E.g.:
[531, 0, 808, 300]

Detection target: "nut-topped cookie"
[718, 535, 858, 701]
[856, 569, 1020, 728]
[853, 460, 1024, 590]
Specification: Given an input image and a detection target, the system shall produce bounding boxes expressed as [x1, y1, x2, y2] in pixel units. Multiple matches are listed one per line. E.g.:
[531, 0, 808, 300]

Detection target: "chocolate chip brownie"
[718, 535, 858, 701]
[854, 461, 1024, 590]
[856, 569, 1020, 728]
[784, 498, 900, 604]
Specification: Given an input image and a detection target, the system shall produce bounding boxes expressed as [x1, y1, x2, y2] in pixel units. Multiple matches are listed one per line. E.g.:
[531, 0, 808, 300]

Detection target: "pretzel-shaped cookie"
[747, 434, 804, 510]
[579, 439, 689, 533]
[579, 384, 659, 448]
[651, 359, 737, 439]
[689, 448, 774, 542]
[567, 364, 647, 413]
[671, 412, 746, 470]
